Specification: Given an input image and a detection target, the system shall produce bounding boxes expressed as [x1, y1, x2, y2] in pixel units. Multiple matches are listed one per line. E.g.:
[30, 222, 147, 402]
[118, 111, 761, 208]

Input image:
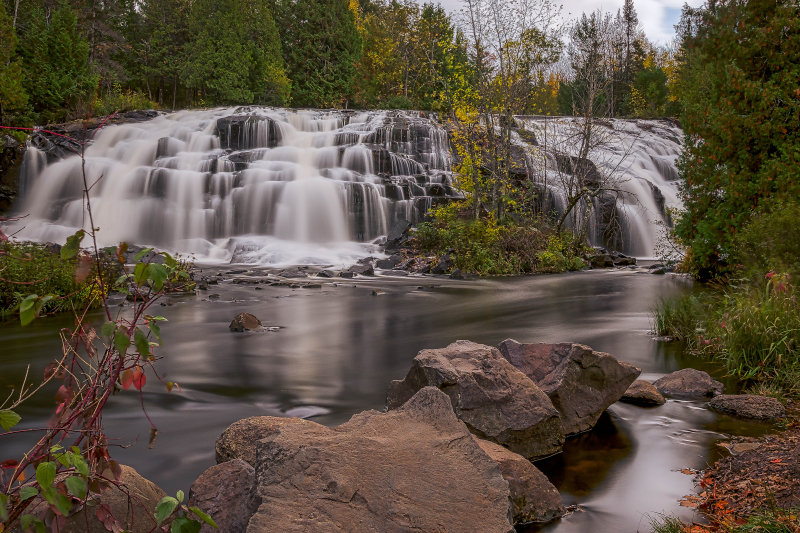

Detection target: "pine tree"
[0, 5, 28, 125]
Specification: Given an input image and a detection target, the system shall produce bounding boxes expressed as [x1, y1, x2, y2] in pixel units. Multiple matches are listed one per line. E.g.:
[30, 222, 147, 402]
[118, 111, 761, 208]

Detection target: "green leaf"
[189, 506, 217, 528]
[134, 248, 154, 261]
[170, 516, 202, 533]
[0, 409, 21, 431]
[53, 492, 72, 516]
[101, 321, 116, 338]
[34, 295, 54, 315]
[0, 492, 8, 522]
[65, 475, 88, 499]
[19, 294, 37, 326]
[20, 486, 39, 501]
[155, 496, 179, 524]
[36, 461, 57, 489]
[114, 331, 129, 356]
[72, 453, 89, 477]
[148, 263, 169, 291]
[163, 253, 178, 268]
[134, 328, 151, 359]
[61, 229, 86, 260]
[149, 321, 162, 343]
[134, 262, 148, 286]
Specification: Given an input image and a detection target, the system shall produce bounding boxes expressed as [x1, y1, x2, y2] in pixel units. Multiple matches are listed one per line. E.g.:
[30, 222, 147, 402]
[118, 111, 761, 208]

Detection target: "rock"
[588, 254, 614, 268]
[385, 218, 412, 251]
[649, 267, 667, 275]
[346, 263, 375, 276]
[58, 465, 165, 533]
[430, 253, 453, 275]
[339, 271, 355, 279]
[620, 380, 666, 406]
[229, 312, 262, 332]
[472, 437, 564, 525]
[497, 340, 641, 436]
[188, 459, 260, 533]
[653, 368, 724, 399]
[277, 267, 307, 279]
[386, 340, 563, 460]
[375, 254, 403, 270]
[249, 387, 514, 532]
[708, 394, 785, 420]
[449, 268, 466, 280]
[216, 416, 317, 465]
[317, 269, 336, 278]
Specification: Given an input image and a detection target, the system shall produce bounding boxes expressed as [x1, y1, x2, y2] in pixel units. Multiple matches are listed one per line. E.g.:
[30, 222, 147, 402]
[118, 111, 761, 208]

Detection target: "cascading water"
[6, 108, 682, 264]
[7, 108, 460, 266]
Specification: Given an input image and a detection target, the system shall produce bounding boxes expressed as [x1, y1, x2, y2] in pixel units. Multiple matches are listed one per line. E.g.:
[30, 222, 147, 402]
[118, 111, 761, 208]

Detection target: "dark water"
[0, 269, 775, 532]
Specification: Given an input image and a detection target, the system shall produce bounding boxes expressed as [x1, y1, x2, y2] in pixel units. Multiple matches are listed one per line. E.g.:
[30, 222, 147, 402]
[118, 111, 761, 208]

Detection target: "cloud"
[418, 0, 705, 46]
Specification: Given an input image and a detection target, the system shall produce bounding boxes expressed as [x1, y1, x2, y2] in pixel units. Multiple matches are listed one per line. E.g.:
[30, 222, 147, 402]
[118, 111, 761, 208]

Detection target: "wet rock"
[708, 394, 785, 420]
[430, 253, 453, 275]
[317, 269, 336, 278]
[59, 465, 165, 533]
[587, 254, 614, 268]
[386, 340, 564, 460]
[497, 340, 640, 436]
[375, 254, 403, 269]
[229, 312, 262, 332]
[189, 459, 260, 533]
[249, 387, 514, 532]
[216, 416, 318, 465]
[653, 368, 724, 399]
[649, 267, 667, 275]
[620, 380, 666, 406]
[339, 271, 355, 279]
[277, 267, 307, 279]
[449, 268, 466, 280]
[385, 218, 412, 251]
[347, 263, 375, 276]
[472, 437, 564, 525]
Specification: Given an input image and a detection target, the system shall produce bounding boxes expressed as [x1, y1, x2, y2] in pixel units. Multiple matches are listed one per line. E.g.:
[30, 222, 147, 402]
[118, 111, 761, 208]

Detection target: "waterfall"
[5, 108, 682, 265]
[6, 108, 460, 266]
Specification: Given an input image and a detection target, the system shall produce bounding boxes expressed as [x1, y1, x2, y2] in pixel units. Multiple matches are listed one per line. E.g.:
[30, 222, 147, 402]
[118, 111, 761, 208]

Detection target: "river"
[0, 267, 774, 531]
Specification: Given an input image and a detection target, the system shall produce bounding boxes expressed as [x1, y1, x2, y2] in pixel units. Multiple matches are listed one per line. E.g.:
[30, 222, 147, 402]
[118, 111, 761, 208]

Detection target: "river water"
[0, 268, 775, 531]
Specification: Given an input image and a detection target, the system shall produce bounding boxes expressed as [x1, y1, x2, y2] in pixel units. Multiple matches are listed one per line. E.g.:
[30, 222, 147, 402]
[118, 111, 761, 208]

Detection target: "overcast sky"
[424, 0, 705, 46]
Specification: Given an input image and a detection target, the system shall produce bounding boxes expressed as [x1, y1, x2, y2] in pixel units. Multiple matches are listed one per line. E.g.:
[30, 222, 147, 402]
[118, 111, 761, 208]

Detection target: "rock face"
[497, 340, 640, 435]
[216, 416, 316, 465]
[620, 380, 666, 406]
[189, 459, 260, 533]
[653, 368, 724, 399]
[229, 312, 262, 332]
[472, 437, 564, 525]
[386, 340, 563, 459]
[248, 387, 515, 532]
[708, 394, 785, 420]
[60, 465, 165, 533]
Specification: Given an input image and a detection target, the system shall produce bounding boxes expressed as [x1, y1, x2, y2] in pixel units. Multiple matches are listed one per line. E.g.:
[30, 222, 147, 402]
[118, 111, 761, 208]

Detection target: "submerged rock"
[189, 459, 260, 533]
[620, 380, 666, 406]
[653, 368, 724, 399]
[472, 437, 564, 525]
[708, 394, 785, 420]
[249, 387, 515, 532]
[229, 312, 262, 332]
[497, 340, 640, 435]
[386, 340, 564, 460]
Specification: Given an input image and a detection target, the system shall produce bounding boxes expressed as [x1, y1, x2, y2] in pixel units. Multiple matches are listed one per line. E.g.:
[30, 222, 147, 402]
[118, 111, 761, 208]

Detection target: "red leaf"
[769, 459, 783, 464]
[120, 369, 134, 390]
[0, 459, 19, 468]
[132, 367, 146, 391]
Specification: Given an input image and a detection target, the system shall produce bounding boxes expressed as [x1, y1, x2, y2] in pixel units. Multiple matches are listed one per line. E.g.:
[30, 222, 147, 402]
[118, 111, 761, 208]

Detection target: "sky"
[424, 0, 706, 46]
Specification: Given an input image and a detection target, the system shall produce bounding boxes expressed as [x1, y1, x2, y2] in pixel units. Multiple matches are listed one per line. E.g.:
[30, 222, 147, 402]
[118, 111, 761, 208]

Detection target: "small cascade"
[7, 108, 461, 266]
[512, 116, 683, 257]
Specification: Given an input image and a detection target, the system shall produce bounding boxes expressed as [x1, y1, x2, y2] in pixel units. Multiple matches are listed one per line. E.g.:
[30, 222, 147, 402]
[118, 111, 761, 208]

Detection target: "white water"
[6, 109, 682, 264]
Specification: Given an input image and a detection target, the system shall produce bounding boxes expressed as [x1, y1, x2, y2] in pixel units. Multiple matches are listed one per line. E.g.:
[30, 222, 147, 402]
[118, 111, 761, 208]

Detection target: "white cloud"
[418, 0, 705, 46]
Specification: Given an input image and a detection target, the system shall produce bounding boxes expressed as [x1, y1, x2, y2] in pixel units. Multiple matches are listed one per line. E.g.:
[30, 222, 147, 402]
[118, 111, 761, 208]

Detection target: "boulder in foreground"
[386, 340, 564, 459]
[216, 416, 316, 465]
[708, 394, 785, 420]
[620, 379, 666, 406]
[498, 340, 640, 435]
[249, 387, 515, 532]
[653, 368, 724, 399]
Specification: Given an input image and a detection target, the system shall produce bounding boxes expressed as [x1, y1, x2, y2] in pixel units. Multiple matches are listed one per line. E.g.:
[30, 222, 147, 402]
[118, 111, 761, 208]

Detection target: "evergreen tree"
[675, 0, 800, 277]
[277, 0, 361, 108]
[0, 5, 28, 125]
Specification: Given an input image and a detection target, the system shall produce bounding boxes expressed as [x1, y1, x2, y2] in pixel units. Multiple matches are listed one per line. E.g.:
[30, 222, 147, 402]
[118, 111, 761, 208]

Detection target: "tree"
[276, 0, 361, 107]
[674, 0, 800, 278]
[0, 5, 28, 125]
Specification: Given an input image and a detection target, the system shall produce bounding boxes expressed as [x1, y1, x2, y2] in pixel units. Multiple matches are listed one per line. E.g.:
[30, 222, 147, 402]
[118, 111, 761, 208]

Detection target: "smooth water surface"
[0, 270, 773, 531]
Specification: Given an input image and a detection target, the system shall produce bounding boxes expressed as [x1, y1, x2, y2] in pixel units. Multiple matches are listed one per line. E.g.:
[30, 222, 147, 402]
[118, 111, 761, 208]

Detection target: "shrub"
[93, 85, 159, 116]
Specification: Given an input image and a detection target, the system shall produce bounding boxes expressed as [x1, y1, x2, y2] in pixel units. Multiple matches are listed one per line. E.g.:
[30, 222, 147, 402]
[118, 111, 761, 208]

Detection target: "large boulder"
[497, 340, 641, 436]
[248, 387, 515, 532]
[472, 437, 564, 525]
[620, 380, 666, 406]
[216, 416, 316, 465]
[57, 465, 166, 533]
[189, 459, 260, 533]
[229, 312, 262, 332]
[386, 340, 563, 460]
[708, 394, 785, 420]
[653, 368, 724, 399]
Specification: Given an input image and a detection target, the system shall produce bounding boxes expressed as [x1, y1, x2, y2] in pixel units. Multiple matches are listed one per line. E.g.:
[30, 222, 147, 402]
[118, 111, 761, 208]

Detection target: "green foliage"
[93, 84, 160, 116]
[276, 0, 361, 107]
[647, 514, 685, 533]
[0, 6, 28, 125]
[733, 198, 800, 282]
[674, 0, 800, 278]
[652, 292, 706, 345]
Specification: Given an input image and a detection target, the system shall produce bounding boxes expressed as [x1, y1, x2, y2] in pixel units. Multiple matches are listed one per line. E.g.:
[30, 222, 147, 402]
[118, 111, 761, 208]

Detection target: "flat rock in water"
[277, 267, 307, 279]
[248, 387, 514, 532]
[497, 340, 641, 435]
[229, 312, 262, 332]
[472, 437, 564, 525]
[189, 459, 260, 533]
[386, 340, 563, 460]
[216, 416, 317, 465]
[653, 368, 724, 399]
[620, 379, 666, 406]
[708, 394, 785, 420]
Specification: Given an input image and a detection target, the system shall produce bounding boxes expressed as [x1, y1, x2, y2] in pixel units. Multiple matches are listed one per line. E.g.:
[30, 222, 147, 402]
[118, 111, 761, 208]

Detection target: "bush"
[734, 198, 800, 282]
[93, 85, 159, 116]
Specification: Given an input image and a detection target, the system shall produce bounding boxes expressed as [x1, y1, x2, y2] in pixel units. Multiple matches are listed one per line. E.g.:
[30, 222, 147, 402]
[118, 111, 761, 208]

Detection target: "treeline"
[0, 0, 680, 126]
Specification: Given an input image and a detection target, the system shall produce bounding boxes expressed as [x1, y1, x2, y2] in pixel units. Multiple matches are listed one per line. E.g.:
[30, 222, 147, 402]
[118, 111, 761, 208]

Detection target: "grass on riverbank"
[413, 203, 587, 275]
